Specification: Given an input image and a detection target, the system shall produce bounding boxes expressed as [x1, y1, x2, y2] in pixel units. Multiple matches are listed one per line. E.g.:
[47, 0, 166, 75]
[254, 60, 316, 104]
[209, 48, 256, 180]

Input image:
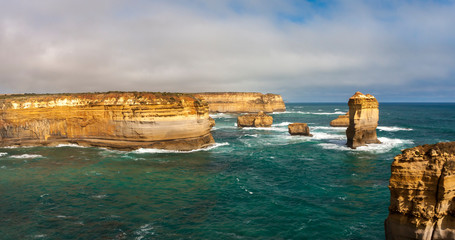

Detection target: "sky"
[0, 0, 454, 102]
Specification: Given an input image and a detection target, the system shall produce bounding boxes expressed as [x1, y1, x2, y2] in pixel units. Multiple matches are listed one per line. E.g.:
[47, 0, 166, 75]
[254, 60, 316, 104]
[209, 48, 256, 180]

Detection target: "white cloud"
[0, 0, 454, 101]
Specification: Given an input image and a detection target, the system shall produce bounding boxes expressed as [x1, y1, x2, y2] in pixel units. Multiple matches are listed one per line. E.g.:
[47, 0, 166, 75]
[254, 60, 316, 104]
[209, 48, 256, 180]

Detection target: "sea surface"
[1, 103, 454, 240]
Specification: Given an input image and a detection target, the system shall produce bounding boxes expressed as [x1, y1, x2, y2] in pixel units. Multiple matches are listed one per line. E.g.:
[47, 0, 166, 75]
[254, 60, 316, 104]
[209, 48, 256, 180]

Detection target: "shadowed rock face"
[288, 123, 312, 136]
[330, 113, 349, 127]
[346, 92, 380, 149]
[385, 142, 455, 240]
[0, 92, 214, 151]
[237, 111, 273, 127]
[194, 92, 286, 113]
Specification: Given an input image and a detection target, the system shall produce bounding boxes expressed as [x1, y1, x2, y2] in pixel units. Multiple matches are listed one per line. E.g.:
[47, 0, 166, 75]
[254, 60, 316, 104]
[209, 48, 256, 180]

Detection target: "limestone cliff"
[385, 142, 455, 240]
[194, 92, 286, 113]
[0, 92, 214, 150]
[330, 113, 349, 127]
[346, 92, 380, 149]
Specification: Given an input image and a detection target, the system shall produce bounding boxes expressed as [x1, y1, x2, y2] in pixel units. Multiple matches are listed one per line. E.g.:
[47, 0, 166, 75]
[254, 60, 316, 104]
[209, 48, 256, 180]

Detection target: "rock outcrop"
[346, 92, 380, 149]
[0, 92, 214, 151]
[385, 142, 455, 240]
[237, 111, 273, 127]
[194, 92, 286, 113]
[330, 113, 349, 127]
[288, 123, 313, 136]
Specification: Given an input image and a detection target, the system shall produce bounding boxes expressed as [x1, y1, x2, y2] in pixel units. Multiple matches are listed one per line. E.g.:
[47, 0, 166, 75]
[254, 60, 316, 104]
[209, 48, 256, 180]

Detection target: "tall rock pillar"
[346, 92, 380, 149]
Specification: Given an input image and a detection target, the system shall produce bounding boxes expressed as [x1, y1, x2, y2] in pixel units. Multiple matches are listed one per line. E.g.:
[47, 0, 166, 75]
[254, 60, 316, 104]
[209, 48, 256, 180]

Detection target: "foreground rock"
[385, 142, 455, 240]
[194, 92, 286, 113]
[0, 92, 214, 151]
[330, 113, 349, 127]
[288, 123, 312, 136]
[237, 111, 273, 127]
[346, 92, 380, 149]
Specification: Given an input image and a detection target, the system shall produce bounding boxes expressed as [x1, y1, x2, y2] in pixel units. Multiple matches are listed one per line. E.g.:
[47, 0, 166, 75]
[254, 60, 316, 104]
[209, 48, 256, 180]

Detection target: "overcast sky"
[1, 0, 454, 102]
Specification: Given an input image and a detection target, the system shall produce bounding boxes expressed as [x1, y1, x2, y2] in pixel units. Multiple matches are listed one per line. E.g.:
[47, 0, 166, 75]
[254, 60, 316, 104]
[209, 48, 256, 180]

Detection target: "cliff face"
[346, 92, 380, 149]
[385, 142, 455, 240]
[194, 92, 286, 113]
[0, 92, 214, 150]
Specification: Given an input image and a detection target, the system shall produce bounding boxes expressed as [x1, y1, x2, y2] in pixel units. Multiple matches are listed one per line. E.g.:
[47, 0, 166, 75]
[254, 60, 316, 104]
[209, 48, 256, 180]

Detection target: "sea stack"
[330, 113, 349, 127]
[346, 92, 380, 149]
[237, 111, 273, 127]
[385, 142, 455, 240]
[194, 92, 286, 113]
[288, 123, 312, 136]
[0, 92, 214, 151]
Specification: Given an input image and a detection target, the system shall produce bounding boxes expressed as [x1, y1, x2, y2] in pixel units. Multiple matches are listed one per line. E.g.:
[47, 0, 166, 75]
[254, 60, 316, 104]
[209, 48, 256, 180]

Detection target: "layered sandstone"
[288, 123, 312, 136]
[237, 111, 273, 127]
[330, 113, 349, 127]
[346, 92, 380, 149]
[0, 92, 214, 151]
[385, 142, 455, 240]
[194, 92, 286, 113]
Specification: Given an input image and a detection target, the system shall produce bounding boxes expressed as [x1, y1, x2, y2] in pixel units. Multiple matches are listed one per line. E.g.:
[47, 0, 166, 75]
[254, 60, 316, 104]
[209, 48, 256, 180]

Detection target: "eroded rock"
[0, 92, 215, 151]
[237, 111, 273, 127]
[194, 92, 286, 113]
[288, 123, 312, 136]
[385, 142, 455, 240]
[346, 92, 380, 149]
[330, 113, 349, 127]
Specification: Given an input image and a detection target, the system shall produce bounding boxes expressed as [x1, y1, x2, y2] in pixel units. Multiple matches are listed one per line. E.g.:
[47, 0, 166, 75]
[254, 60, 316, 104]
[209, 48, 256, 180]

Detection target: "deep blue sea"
[1, 103, 454, 240]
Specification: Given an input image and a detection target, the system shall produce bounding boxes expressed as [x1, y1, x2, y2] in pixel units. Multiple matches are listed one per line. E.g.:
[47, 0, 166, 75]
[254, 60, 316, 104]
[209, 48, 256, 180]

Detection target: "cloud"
[0, 0, 454, 101]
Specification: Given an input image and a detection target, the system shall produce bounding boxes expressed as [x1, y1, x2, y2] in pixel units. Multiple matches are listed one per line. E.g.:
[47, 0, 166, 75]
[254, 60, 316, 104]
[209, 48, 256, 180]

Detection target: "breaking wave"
[133, 142, 230, 154]
[377, 126, 413, 132]
[9, 154, 44, 159]
[318, 137, 414, 153]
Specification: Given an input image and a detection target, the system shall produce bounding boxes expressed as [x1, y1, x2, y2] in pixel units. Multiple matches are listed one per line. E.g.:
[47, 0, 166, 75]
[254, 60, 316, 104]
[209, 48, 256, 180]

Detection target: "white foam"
[241, 127, 288, 132]
[209, 113, 236, 118]
[311, 126, 346, 131]
[56, 143, 87, 148]
[311, 111, 346, 115]
[273, 111, 345, 115]
[9, 154, 44, 159]
[377, 126, 413, 132]
[311, 132, 346, 140]
[0, 152, 7, 157]
[318, 137, 414, 153]
[133, 142, 229, 154]
[135, 224, 155, 240]
[272, 122, 293, 127]
[245, 134, 259, 138]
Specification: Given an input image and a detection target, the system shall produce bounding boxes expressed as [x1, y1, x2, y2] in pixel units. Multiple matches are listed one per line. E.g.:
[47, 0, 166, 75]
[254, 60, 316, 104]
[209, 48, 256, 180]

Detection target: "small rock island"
[288, 123, 312, 136]
[237, 111, 273, 127]
[0, 92, 214, 150]
[346, 92, 380, 149]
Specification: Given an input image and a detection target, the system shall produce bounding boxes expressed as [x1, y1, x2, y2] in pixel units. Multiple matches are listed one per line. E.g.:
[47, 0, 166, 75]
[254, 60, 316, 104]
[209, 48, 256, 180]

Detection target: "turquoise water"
[1, 103, 454, 239]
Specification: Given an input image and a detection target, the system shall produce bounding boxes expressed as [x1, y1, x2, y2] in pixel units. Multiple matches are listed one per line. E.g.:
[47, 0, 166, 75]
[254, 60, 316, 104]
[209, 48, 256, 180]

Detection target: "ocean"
[1, 103, 454, 239]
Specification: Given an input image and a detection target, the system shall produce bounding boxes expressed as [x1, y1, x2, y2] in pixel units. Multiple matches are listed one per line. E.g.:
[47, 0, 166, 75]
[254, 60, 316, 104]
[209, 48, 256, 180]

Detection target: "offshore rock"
[288, 123, 313, 136]
[194, 92, 286, 113]
[237, 111, 273, 127]
[330, 113, 349, 127]
[0, 92, 215, 151]
[385, 142, 455, 240]
[346, 92, 380, 149]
